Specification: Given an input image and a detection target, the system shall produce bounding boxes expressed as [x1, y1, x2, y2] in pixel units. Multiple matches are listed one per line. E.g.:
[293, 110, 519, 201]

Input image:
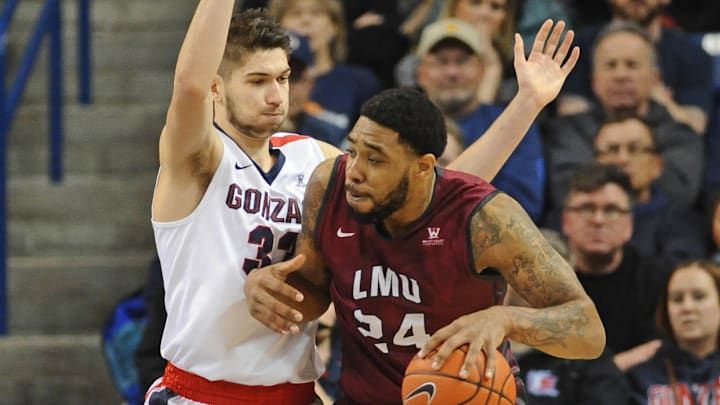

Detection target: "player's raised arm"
[245, 159, 335, 333]
[153, 1, 233, 223]
[420, 193, 604, 380]
[161, 0, 231, 164]
[448, 20, 579, 181]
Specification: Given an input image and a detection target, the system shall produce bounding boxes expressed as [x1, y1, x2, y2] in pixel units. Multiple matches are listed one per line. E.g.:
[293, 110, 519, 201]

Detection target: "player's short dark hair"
[219, 8, 290, 78]
[359, 87, 447, 157]
[565, 162, 634, 205]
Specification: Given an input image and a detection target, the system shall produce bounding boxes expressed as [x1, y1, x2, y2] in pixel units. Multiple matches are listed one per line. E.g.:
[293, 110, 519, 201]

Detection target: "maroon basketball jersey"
[316, 156, 507, 404]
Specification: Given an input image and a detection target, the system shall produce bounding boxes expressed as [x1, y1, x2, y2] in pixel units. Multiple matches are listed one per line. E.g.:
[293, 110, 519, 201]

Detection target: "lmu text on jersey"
[353, 266, 421, 304]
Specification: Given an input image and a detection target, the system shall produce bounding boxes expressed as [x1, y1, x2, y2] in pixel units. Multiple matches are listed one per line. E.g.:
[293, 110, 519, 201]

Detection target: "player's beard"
[225, 96, 284, 140]
[350, 173, 410, 225]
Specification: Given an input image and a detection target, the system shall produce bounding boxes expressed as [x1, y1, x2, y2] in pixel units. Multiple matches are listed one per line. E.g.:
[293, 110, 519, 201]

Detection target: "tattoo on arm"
[471, 207, 502, 255]
[295, 159, 335, 289]
[471, 194, 594, 351]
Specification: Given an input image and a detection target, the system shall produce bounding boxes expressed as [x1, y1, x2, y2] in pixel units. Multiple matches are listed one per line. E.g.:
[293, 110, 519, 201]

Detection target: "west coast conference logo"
[421, 227, 444, 247]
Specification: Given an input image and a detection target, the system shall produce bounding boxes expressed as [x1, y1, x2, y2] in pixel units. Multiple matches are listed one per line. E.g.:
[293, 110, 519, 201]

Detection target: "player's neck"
[215, 119, 276, 171]
[382, 172, 436, 237]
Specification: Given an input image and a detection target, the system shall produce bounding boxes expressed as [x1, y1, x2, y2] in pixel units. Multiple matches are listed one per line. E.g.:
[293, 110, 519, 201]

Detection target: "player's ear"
[414, 153, 436, 177]
[211, 75, 225, 103]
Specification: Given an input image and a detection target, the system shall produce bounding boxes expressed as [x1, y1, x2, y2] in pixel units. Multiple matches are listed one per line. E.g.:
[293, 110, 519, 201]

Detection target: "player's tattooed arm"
[471, 193, 605, 359]
[285, 158, 336, 321]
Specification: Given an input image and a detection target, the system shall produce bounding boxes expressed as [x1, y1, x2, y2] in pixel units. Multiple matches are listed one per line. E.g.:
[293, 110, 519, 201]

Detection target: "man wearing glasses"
[593, 116, 708, 265]
[561, 162, 669, 374]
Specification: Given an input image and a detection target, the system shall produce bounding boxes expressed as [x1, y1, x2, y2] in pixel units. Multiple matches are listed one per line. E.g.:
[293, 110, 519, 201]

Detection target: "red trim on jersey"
[161, 363, 316, 405]
[270, 133, 309, 147]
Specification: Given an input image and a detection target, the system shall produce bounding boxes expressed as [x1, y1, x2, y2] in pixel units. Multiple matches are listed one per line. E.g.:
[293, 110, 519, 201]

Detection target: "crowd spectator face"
[562, 183, 633, 263]
[416, 41, 485, 116]
[594, 118, 662, 202]
[591, 31, 659, 116]
[661, 262, 720, 356]
[446, 0, 509, 40]
[269, 0, 347, 62]
[608, 0, 665, 26]
[442, 0, 516, 58]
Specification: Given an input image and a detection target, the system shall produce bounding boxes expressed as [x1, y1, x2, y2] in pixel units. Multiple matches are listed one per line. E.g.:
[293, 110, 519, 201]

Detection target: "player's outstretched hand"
[417, 306, 508, 381]
[245, 254, 307, 334]
[514, 19, 579, 110]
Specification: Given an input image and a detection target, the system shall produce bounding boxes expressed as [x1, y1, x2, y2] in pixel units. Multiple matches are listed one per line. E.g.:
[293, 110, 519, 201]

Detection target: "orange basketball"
[402, 345, 516, 405]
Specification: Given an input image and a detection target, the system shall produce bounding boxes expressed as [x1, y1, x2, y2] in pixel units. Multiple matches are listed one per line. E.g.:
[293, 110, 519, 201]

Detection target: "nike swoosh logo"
[235, 162, 252, 170]
[404, 382, 436, 404]
[336, 227, 355, 238]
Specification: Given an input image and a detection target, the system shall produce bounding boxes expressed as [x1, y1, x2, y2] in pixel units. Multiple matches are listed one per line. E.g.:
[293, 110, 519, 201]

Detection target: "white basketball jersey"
[152, 127, 326, 385]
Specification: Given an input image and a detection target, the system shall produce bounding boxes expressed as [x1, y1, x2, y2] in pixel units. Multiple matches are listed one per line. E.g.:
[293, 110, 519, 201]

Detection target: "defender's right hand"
[245, 254, 307, 334]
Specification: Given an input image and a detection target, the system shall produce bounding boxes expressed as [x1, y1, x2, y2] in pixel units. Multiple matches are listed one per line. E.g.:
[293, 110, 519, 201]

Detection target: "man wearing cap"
[416, 18, 546, 223]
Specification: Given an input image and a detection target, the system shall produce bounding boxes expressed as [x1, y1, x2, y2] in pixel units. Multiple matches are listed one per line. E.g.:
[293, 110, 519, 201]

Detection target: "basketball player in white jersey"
[147, 1, 579, 403]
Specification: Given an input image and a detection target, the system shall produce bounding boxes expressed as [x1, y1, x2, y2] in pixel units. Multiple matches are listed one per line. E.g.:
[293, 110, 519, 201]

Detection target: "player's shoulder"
[269, 131, 314, 147]
[270, 132, 341, 160]
[438, 167, 494, 189]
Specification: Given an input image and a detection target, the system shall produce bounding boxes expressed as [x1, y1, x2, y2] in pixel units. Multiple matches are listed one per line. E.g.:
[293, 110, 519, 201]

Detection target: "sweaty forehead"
[348, 117, 401, 151]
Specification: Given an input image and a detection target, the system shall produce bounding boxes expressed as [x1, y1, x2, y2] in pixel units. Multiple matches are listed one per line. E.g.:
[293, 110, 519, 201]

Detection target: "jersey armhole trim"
[465, 190, 502, 276]
[313, 156, 343, 246]
[152, 131, 227, 228]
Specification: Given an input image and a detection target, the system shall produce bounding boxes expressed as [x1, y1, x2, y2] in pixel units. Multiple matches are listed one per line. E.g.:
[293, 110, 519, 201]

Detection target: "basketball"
[402, 345, 516, 405]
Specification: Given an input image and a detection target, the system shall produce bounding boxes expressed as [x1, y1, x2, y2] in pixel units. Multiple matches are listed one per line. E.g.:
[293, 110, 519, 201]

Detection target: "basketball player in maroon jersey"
[246, 21, 606, 404]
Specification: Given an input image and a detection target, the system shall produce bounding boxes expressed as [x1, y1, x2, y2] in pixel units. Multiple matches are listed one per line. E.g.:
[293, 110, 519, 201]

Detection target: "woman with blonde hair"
[627, 261, 720, 404]
[441, 0, 518, 103]
[268, 0, 382, 147]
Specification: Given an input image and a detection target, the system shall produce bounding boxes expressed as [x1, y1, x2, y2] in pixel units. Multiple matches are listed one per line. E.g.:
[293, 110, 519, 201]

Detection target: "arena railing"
[0, 0, 93, 335]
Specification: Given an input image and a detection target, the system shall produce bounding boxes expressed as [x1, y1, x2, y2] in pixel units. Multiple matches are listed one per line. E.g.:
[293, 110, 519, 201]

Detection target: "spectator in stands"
[627, 260, 720, 404]
[514, 227, 632, 404]
[415, 18, 546, 222]
[341, 1, 412, 89]
[268, 0, 382, 148]
[438, 0, 519, 103]
[561, 163, 669, 372]
[592, 116, 709, 265]
[278, 32, 344, 142]
[395, 0, 520, 104]
[437, 117, 466, 168]
[545, 21, 703, 212]
[558, 0, 713, 135]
